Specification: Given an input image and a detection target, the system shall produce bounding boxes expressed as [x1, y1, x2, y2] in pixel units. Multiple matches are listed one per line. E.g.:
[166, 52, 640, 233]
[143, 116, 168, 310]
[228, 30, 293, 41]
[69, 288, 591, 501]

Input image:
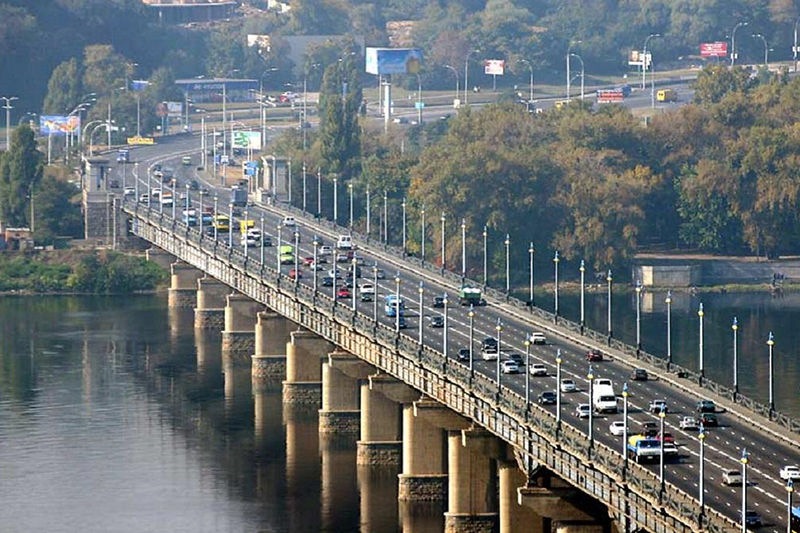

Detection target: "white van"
[337, 235, 353, 250]
[592, 379, 618, 413]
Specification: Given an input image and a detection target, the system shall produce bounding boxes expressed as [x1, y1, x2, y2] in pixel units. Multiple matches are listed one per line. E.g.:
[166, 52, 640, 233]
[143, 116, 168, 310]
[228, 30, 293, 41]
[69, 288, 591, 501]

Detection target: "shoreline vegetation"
[515, 281, 799, 296]
[0, 250, 168, 294]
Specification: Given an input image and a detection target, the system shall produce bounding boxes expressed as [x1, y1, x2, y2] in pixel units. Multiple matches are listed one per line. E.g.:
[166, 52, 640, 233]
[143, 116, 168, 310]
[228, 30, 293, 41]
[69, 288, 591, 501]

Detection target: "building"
[141, 0, 238, 24]
[174, 78, 259, 103]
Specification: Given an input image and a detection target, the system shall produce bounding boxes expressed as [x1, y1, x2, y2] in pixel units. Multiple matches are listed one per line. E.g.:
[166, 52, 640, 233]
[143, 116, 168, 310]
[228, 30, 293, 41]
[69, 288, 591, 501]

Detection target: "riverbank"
[514, 280, 800, 297]
[0, 250, 168, 294]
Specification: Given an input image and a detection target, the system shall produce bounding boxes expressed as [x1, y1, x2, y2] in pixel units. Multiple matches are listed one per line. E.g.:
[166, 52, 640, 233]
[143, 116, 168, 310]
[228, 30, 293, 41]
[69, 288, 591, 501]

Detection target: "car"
[530, 332, 546, 345]
[288, 268, 303, 280]
[428, 315, 444, 328]
[123, 186, 135, 197]
[655, 432, 675, 444]
[641, 422, 658, 437]
[319, 245, 333, 256]
[359, 283, 375, 302]
[663, 442, 679, 457]
[242, 234, 258, 247]
[355, 256, 367, 266]
[189, 180, 199, 190]
[321, 276, 334, 287]
[501, 360, 519, 374]
[282, 216, 297, 227]
[576, 404, 591, 418]
[609, 421, 626, 436]
[560, 379, 576, 393]
[303, 256, 315, 266]
[631, 368, 648, 381]
[336, 287, 351, 299]
[723, 470, 743, 486]
[506, 353, 525, 366]
[529, 364, 547, 376]
[648, 399, 668, 413]
[679, 416, 699, 430]
[457, 348, 470, 362]
[780, 466, 800, 481]
[586, 349, 603, 362]
[336, 235, 354, 250]
[327, 268, 343, 279]
[433, 296, 445, 308]
[538, 391, 557, 405]
[698, 413, 718, 427]
[336, 251, 353, 263]
[740, 510, 762, 527]
[139, 194, 150, 205]
[182, 156, 192, 166]
[375, 268, 386, 279]
[696, 400, 716, 413]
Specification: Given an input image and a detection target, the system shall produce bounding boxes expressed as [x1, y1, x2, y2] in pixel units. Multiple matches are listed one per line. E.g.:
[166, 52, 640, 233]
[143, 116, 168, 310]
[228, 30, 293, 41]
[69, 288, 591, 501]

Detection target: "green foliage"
[33, 175, 83, 245]
[0, 256, 71, 292]
[0, 125, 43, 227]
[316, 59, 362, 180]
[43, 58, 84, 115]
[66, 253, 168, 293]
[692, 65, 755, 105]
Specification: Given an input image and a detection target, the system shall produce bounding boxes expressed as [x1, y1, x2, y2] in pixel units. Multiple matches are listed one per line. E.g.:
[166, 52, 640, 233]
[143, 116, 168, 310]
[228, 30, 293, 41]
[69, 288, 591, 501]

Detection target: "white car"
[530, 332, 546, 345]
[723, 470, 743, 486]
[282, 215, 296, 227]
[359, 283, 375, 301]
[576, 404, 591, 418]
[319, 245, 333, 256]
[501, 360, 519, 374]
[560, 379, 576, 393]
[609, 421, 626, 436]
[123, 186, 135, 197]
[242, 234, 258, 247]
[780, 466, 800, 481]
[337, 234, 354, 250]
[529, 364, 547, 376]
[679, 416, 699, 431]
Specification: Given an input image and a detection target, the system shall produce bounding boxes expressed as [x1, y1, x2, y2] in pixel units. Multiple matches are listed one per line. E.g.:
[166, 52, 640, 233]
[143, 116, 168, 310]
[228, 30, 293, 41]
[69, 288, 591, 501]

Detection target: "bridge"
[85, 141, 799, 533]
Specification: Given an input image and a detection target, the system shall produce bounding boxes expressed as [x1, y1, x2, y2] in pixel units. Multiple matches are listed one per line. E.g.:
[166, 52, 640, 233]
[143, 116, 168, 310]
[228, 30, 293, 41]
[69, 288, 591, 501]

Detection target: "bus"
[791, 506, 800, 533]
[213, 215, 230, 232]
[279, 245, 294, 264]
[384, 294, 405, 317]
[240, 219, 255, 234]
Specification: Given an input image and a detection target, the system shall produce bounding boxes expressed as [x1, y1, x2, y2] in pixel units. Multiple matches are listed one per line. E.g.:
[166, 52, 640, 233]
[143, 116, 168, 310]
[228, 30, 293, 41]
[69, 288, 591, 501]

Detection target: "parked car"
[501, 360, 519, 374]
[303, 256, 315, 266]
[631, 368, 648, 381]
[586, 349, 603, 362]
[780, 465, 800, 481]
[679, 416, 699, 430]
[723, 470, 743, 486]
[530, 332, 546, 345]
[576, 404, 591, 418]
[560, 379, 576, 393]
[538, 391, 557, 405]
[529, 364, 547, 376]
[609, 421, 626, 436]
[697, 400, 716, 413]
[649, 399, 668, 413]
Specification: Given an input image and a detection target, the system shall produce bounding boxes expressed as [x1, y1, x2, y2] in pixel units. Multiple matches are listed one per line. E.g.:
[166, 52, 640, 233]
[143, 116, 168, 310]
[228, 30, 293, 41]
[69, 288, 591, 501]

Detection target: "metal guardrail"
[124, 200, 739, 533]
[275, 201, 800, 437]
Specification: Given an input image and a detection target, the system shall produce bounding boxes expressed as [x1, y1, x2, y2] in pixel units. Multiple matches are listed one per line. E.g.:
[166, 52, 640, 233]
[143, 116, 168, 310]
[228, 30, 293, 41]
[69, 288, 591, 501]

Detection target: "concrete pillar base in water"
[252, 311, 292, 383]
[194, 276, 228, 330]
[499, 461, 544, 533]
[398, 473, 448, 502]
[319, 358, 360, 435]
[555, 522, 604, 533]
[221, 293, 261, 361]
[194, 308, 224, 329]
[252, 355, 286, 382]
[356, 440, 402, 466]
[282, 381, 322, 405]
[443, 513, 497, 533]
[445, 429, 499, 532]
[357, 379, 402, 466]
[168, 261, 203, 308]
[282, 330, 331, 407]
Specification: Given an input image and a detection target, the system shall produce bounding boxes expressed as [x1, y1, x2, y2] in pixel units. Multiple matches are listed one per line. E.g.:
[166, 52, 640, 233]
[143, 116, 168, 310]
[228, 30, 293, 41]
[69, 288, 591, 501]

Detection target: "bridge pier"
[145, 247, 175, 270]
[282, 330, 332, 405]
[444, 428, 499, 533]
[499, 459, 544, 533]
[168, 261, 203, 308]
[398, 399, 451, 502]
[517, 472, 610, 532]
[356, 373, 413, 466]
[283, 402, 322, 532]
[319, 352, 361, 435]
[221, 293, 261, 366]
[252, 311, 292, 385]
[554, 522, 605, 533]
[194, 276, 228, 330]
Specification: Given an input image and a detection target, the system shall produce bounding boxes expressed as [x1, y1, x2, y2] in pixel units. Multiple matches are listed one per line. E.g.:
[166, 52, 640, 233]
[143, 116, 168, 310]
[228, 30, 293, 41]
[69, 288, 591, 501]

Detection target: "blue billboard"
[40, 115, 81, 136]
[365, 48, 423, 76]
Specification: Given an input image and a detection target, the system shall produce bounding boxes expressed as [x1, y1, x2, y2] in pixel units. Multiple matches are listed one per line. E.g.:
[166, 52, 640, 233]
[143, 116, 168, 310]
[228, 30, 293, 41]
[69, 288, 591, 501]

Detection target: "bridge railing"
[271, 200, 800, 436]
[124, 200, 739, 532]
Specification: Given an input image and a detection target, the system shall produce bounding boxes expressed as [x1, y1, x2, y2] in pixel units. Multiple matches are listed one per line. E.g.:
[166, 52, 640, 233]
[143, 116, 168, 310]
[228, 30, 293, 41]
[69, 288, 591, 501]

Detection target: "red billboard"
[700, 42, 728, 58]
[597, 90, 624, 103]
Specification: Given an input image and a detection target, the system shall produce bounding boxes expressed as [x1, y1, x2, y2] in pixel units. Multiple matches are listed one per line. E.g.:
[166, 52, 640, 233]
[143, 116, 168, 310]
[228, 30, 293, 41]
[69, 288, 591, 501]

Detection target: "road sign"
[700, 42, 728, 58]
[414, 101, 425, 110]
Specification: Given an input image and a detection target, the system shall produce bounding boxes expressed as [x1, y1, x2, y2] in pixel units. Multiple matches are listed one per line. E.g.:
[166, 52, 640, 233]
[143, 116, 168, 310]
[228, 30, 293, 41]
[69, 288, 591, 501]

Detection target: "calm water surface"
[0, 296, 440, 533]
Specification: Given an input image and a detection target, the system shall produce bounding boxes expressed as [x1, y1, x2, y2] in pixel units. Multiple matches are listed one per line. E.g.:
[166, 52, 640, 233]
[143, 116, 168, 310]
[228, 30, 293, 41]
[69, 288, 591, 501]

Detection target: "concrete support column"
[194, 276, 228, 330]
[444, 429, 499, 533]
[321, 428, 357, 531]
[168, 261, 203, 308]
[319, 352, 360, 435]
[145, 247, 175, 269]
[282, 330, 332, 406]
[399, 400, 447, 502]
[356, 380, 402, 466]
[221, 293, 261, 366]
[554, 522, 604, 533]
[499, 461, 544, 533]
[284, 403, 322, 531]
[252, 311, 292, 384]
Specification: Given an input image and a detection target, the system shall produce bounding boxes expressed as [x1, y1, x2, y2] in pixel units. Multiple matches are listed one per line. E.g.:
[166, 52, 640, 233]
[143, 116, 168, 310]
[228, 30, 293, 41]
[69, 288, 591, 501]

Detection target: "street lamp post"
[383, 191, 388, 243]
[495, 320, 503, 393]
[731, 22, 749, 66]
[372, 264, 378, 323]
[317, 169, 322, 218]
[587, 365, 595, 448]
[569, 53, 585, 100]
[464, 50, 481, 105]
[767, 332, 775, 412]
[504, 234, 510, 298]
[606, 270, 613, 343]
[443, 65, 459, 104]
[420, 204, 426, 262]
[482, 226, 488, 288]
[259, 216, 265, 267]
[395, 273, 401, 333]
[554, 251, 560, 319]
[228, 203, 233, 248]
[732, 317, 739, 396]
[622, 383, 629, 467]
[666, 291, 673, 368]
[699, 423, 707, 521]
[213, 196, 218, 241]
[366, 186, 371, 238]
[659, 405, 666, 490]
[440, 212, 446, 274]
[312, 237, 319, 293]
[294, 231, 300, 286]
[350, 258, 357, 311]
[1, 96, 18, 152]
[528, 243, 535, 306]
[752, 33, 769, 67]
[642, 34, 661, 90]
[787, 480, 795, 533]
[418, 282, 424, 346]
[348, 182, 354, 231]
[795, 16, 800, 72]
[519, 59, 534, 110]
[566, 40, 582, 100]
[443, 294, 449, 369]
[402, 199, 407, 255]
[524, 336, 531, 408]
[276, 225, 282, 271]
[460, 218, 467, 279]
[698, 303, 705, 382]
[635, 280, 642, 352]
[468, 305, 475, 378]
[556, 349, 563, 426]
[302, 163, 307, 213]
[579, 260, 585, 332]
[741, 449, 749, 533]
[332, 176, 338, 224]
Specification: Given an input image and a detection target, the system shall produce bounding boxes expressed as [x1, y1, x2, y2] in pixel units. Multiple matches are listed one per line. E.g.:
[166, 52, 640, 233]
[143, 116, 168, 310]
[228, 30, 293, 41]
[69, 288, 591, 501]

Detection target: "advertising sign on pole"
[232, 131, 262, 149]
[484, 60, 506, 76]
[700, 42, 728, 58]
[365, 48, 423, 75]
[628, 50, 652, 68]
[39, 115, 81, 136]
[597, 90, 625, 103]
[127, 136, 156, 145]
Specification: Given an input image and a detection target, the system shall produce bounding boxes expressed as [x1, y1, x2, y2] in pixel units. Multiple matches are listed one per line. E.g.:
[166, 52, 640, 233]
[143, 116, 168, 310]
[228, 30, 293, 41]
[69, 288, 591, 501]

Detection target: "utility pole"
[1, 96, 18, 152]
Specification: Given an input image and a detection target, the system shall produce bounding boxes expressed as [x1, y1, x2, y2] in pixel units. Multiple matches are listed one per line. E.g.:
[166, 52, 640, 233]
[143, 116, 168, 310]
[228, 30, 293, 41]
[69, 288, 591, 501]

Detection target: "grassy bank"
[520, 281, 799, 296]
[0, 250, 168, 294]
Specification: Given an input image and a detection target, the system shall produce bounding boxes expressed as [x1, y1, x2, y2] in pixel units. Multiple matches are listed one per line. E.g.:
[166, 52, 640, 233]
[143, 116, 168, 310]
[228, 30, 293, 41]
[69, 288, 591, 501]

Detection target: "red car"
[655, 432, 675, 444]
[303, 256, 315, 266]
[289, 268, 303, 280]
[336, 287, 352, 299]
[586, 349, 603, 362]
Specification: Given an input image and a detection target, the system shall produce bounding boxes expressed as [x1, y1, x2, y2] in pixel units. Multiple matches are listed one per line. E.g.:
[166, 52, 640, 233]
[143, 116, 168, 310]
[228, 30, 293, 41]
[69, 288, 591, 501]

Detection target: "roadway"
[116, 129, 795, 532]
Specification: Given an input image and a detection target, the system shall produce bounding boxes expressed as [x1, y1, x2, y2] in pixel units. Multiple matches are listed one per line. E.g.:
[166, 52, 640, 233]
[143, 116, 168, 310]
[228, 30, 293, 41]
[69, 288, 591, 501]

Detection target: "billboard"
[365, 48, 422, 75]
[628, 50, 652, 68]
[247, 34, 271, 51]
[127, 136, 155, 145]
[484, 60, 505, 76]
[700, 42, 728, 58]
[232, 131, 262, 149]
[156, 102, 183, 119]
[597, 90, 625, 103]
[130, 80, 150, 92]
[39, 115, 80, 136]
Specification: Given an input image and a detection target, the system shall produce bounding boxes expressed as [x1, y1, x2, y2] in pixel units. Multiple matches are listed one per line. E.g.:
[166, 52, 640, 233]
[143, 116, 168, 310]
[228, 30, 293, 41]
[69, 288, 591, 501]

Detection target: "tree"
[692, 65, 754, 105]
[316, 59, 362, 180]
[43, 58, 84, 115]
[82, 44, 132, 95]
[32, 175, 82, 244]
[0, 125, 43, 227]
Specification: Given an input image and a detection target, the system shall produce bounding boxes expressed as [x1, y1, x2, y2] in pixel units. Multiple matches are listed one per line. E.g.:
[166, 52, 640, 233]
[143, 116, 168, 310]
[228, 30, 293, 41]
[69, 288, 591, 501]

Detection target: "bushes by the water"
[0, 256, 71, 292]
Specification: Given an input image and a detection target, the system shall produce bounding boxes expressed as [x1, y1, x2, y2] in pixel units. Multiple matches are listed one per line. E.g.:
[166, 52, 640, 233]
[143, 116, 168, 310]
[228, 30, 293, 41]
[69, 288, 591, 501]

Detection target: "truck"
[117, 149, 130, 163]
[213, 214, 230, 232]
[279, 245, 294, 264]
[657, 89, 678, 102]
[627, 436, 661, 464]
[384, 294, 405, 317]
[458, 286, 483, 306]
[231, 184, 248, 207]
[240, 219, 255, 234]
[592, 379, 618, 413]
[182, 208, 197, 226]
